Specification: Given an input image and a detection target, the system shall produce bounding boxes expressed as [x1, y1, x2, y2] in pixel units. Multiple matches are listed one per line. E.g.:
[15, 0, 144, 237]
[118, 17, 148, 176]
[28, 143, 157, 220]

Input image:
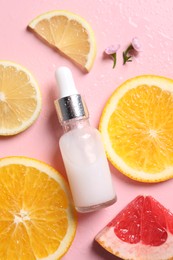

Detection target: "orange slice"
[99, 75, 173, 182]
[28, 10, 97, 72]
[0, 61, 41, 136]
[95, 195, 173, 260]
[0, 156, 77, 259]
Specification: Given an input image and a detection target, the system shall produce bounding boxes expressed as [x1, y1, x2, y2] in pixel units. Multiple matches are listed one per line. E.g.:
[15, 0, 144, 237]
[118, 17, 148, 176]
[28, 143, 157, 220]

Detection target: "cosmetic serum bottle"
[54, 66, 117, 213]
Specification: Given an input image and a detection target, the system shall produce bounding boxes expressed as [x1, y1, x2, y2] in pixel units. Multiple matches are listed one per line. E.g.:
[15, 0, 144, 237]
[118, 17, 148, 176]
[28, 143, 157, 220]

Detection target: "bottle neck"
[61, 118, 90, 133]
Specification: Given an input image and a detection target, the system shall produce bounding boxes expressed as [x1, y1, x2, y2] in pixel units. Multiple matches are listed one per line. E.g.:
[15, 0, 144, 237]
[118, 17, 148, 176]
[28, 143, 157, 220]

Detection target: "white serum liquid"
[59, 125, 116, 212]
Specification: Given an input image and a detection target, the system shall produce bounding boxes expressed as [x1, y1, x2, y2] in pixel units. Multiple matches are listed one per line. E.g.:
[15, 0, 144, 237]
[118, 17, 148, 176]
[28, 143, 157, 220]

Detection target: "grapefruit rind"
[96, 228, 173, 260]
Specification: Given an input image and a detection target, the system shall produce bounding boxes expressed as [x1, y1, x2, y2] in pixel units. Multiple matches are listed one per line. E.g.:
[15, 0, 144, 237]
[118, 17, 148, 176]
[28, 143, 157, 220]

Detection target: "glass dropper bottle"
[54, 66, 117, 213]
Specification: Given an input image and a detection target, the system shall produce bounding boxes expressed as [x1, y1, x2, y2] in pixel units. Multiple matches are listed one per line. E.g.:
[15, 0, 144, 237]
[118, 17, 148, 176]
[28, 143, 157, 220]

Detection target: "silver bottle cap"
[54, 94, 89, 123]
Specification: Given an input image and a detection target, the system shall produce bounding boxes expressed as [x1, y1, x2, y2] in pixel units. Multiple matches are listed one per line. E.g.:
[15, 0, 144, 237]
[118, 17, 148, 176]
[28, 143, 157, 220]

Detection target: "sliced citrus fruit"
[99, 75, 173, 183]
[0, 61, 41, 136]
[28, 10, 97, 72]
[95, 195, 173, 260]
[0, 156, 77, 259]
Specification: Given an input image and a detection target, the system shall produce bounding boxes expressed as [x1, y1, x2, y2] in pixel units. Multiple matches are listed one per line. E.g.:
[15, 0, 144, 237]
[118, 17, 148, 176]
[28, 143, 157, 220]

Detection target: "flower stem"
[111, 53, 117, 69]
[123, 44, 133, 65]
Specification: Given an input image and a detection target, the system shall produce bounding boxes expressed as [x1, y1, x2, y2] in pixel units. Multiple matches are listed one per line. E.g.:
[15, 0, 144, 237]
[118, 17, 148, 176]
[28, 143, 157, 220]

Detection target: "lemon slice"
[99, 75, 173, 183]
[28, 10, 97, 72]
[0, 61, 41, 136]
[0, 156, 77, 259]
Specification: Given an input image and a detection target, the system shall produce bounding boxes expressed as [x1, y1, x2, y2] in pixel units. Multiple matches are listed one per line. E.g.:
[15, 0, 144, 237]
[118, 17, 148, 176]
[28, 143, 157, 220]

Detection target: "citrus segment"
[95, 195, 173, 260]
[0, 61, 41, 136]
[0, 156, 77, 259]
[110, 195, 144, 244]
[28, 10, 97, 72]
[99, 75, 173, 182]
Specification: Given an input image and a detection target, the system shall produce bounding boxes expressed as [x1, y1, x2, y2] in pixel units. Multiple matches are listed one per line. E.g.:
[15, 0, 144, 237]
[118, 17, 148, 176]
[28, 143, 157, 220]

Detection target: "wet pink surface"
[1, 0, 173, 259]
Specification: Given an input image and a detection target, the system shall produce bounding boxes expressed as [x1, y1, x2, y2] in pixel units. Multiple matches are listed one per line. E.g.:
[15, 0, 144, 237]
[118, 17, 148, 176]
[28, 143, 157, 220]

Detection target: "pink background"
[1, 0, 173, 259]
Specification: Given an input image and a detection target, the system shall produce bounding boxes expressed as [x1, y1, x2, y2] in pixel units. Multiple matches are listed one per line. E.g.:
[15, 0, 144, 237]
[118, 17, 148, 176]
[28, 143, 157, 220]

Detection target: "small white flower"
[132, 37, 142, 52]
[104, 44, 120, 55]
[123, 37, 141, 65]
[104, 44, 120, 68]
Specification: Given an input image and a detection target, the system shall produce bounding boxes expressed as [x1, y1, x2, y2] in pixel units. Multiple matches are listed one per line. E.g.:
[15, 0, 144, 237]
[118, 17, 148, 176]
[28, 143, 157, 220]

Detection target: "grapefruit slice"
[95, 195, 173, 260]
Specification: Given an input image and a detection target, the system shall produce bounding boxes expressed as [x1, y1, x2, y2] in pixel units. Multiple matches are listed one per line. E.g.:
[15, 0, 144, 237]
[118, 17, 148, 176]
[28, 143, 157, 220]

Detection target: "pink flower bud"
[104, 44, 120, 55]
[131, 37, 141, 52]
